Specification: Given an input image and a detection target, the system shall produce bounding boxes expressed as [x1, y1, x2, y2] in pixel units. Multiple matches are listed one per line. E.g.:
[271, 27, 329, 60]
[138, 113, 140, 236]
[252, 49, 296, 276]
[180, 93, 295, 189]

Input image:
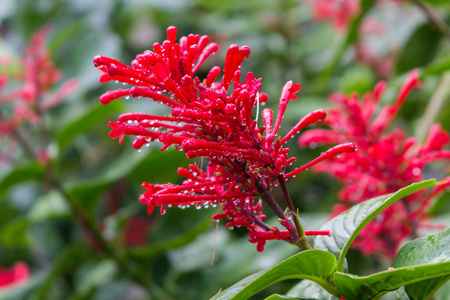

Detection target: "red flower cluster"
[0, 262, 29, 290]
[0, 26, 77, 164]
[299, 70, 450, 258]
[94, 26, 355, 251]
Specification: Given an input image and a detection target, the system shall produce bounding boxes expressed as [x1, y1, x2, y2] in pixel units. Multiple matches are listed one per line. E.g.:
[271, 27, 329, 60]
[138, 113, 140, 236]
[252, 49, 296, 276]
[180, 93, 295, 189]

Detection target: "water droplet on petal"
[284, 208, 292, 220]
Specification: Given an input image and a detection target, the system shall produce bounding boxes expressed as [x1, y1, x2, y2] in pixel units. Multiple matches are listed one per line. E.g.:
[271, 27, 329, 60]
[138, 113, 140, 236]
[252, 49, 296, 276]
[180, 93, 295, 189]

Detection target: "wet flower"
[0, 262, 29, 290]
[95, 26, 355, 251]
[299, 69, 450, 258]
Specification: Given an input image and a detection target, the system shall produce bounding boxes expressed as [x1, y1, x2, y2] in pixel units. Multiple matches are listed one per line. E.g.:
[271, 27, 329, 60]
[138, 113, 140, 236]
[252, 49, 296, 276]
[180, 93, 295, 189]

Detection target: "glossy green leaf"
[286, 280, 339, 300]
[56, 101, 124, 151]
[314, 179, 436, 271]
[0, 163, 44, 196]
[215, 250, 339, 300]
[334, 261, 450, 299]
[378, 287, 410, 300]
[392, 228, 450, 300]
[435, 280, 450, 300]
[396, 22, 442, 74]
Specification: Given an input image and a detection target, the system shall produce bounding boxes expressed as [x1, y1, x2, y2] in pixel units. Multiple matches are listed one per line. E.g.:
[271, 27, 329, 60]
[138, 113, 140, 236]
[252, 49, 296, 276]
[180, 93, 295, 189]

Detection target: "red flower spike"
[299, 69, 450, 258]
[96, 26, 352, 252]
[0, 26, 77, 166]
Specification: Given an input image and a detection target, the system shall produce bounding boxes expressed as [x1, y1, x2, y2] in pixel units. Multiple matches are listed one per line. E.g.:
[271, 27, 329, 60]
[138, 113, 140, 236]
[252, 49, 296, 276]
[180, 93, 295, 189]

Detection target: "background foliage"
[0, 0, 449, 299]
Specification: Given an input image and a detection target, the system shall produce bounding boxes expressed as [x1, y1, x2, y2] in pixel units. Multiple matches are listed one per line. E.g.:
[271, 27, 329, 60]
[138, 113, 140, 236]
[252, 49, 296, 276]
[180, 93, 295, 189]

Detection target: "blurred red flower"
[299, 70, 450, 258]
[0, 262, 29, 290]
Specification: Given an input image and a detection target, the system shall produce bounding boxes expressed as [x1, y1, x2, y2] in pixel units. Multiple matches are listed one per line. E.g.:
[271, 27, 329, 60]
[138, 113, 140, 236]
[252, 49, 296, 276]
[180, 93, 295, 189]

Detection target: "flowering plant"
[94, 26, 356, 252]
[0, 1, 449, 299]
[299, 69, 450, 258]
[94, 26, 450, 299]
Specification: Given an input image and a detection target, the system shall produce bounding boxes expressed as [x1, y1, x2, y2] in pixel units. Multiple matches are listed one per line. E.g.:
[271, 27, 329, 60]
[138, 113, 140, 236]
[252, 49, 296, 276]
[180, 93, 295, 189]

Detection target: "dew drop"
[412, 167, 421, 176]
[284, 208, 292, 220]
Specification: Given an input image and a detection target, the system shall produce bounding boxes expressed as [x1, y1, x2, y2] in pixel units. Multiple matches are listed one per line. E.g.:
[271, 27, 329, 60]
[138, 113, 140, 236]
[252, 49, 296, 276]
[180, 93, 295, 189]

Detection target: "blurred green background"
[0, 0, 449, 299]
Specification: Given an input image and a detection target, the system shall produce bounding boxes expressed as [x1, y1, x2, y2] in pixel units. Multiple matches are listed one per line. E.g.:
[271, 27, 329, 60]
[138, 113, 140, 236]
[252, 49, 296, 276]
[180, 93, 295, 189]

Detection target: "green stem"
[415, 72, 450, 143]
[410, 0, 450, 40]
[313, 0, 376, 94]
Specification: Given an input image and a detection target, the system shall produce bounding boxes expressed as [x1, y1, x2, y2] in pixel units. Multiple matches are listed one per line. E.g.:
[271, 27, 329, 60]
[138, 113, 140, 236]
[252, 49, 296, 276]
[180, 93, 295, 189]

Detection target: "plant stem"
[415, 72, 450, 143]
[277, 175, 310, 249]
[410, 0, 450, 40]
[255, 179, 311, 250]
[313, 0, 376, 94]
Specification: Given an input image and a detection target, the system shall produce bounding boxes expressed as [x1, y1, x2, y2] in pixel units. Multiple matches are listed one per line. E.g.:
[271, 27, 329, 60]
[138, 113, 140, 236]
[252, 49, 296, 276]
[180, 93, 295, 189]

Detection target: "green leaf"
[286, 280, 339, 300]
[129, 216, 212, 262]
[383, 287, 410, 300]
[74, 260, 118, 297]
[396, 22, 442, 74]
[334, 261, 450, 299]
[66, 148, 188, 213]
[265, 294, 313, 300]
[0, 163, 44, 196]
[65, 149, 155, 212]
[215, 250, 339, 300]
[392, 228, 450, 300]
[33, 242, 93, 300]
[56, 101, 124, 151]
[28, 190, 70, 222]
[435, 280, 450, 300]
[314, 179, 436, 271]
[421, 54, 450, 78]
[0, 218, 30, 248]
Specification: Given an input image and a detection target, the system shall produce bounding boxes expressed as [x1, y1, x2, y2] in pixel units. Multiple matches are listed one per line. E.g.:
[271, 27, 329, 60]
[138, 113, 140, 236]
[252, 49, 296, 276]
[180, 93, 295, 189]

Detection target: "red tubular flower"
[0, 262, 29, 290]
[95, 26, 355, 251]
[299, 69, 450, 258]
